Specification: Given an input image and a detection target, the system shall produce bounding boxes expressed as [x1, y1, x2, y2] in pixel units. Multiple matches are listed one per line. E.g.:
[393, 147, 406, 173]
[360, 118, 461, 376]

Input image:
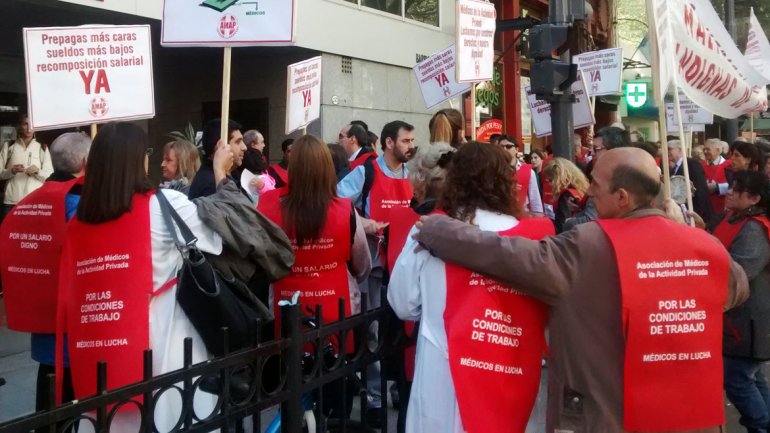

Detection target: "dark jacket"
[188, 160, 216, 200]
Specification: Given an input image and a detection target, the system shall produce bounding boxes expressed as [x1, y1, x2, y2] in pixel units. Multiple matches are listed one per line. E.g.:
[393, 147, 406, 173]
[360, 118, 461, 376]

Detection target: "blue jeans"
[724, 356, 770, 433]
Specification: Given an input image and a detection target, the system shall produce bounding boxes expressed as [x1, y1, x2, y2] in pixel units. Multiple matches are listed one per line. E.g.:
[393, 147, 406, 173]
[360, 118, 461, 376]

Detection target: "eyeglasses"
[502, 144, 516, 150]
[145, 147, 154, 156]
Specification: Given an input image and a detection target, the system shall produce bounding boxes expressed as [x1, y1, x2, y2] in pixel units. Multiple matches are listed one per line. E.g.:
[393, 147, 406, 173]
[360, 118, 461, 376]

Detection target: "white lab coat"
[388, 210, 518, 433]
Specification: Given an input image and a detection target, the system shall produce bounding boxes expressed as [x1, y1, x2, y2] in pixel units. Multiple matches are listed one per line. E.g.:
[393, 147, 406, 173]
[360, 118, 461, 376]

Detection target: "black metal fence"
[0, 297, 393, 433]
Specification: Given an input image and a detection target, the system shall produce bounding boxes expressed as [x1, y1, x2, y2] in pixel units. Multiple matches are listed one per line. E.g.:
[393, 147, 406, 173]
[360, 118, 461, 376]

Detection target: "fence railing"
[0, 297, 393, 433]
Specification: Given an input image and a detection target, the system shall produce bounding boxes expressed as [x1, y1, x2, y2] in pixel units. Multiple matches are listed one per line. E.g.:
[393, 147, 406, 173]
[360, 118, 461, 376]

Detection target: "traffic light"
[528, 24, 578, 96]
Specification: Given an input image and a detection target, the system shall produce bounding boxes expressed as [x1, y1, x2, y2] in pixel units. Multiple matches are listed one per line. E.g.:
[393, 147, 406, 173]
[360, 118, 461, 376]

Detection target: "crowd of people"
[1, 109, 770, 433]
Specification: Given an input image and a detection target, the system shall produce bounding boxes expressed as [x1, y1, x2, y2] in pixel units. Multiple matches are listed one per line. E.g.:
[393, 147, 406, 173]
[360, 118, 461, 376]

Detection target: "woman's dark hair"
[77, 122, 153, 224]
[327, 143, 350, 179]
[731, 140, 764, 171]
[283, 135, 338, 246]
[439, 141, 521, 222]
[732, 170, 770, 216]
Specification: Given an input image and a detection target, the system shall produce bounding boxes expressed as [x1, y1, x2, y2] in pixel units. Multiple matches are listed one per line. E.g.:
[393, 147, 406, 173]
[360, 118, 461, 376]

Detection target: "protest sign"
[650, 0, 768, 118]
[745, 8, 770, 81]
[413, 45, 471, 109]
[285, 56, 322, 134]
[23, 25, 154, 130]
[665, 90, 713, 126]
[161, 0, 295, 46]
[573, 48, 623, 96]
[456, 0, 496, 83]
[526, 72, 594, 137]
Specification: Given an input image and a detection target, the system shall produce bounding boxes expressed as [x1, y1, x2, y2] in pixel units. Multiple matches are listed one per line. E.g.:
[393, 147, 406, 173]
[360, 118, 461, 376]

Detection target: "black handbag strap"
[155, 189, 198, 249]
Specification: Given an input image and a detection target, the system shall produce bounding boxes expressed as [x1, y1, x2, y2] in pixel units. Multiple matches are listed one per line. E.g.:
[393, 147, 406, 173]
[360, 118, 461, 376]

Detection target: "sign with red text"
[573, 48, 623, 96]
[526, 72, 594, 137]
[456, 0, 496, 83]
[651, 0, 769, 118]
[413, 45, 471, 109]
[476, 119, 502, 142]
[665, 90, 714, 130]
[23, 25, 154, 130]
[285, 56, 321, 134]
[161, 0, 295, 46]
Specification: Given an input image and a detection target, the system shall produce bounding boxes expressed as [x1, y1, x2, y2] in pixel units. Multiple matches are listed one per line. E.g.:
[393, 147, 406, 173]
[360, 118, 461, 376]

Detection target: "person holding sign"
[0, 114, 53, 222]
[57, 122, 230, 430]
[389, 141, 553, 433]
[413, 147, 749, 432]
[188, 119, 244, 200]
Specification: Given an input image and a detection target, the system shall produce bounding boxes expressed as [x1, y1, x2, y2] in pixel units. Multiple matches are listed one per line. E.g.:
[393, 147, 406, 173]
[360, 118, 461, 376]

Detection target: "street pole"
[549, 2, 575, 161]
[724, 0, 739, 143]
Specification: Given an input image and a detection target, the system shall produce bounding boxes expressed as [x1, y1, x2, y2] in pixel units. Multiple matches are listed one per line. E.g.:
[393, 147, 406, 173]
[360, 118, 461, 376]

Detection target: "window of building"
[339, 0, 439, 27]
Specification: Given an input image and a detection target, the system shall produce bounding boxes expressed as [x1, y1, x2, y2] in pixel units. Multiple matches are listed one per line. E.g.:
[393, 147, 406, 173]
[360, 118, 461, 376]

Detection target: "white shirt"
[0, 139, 54, 205]
[388, 209, 519, 433]
[349, 147, 363, 161]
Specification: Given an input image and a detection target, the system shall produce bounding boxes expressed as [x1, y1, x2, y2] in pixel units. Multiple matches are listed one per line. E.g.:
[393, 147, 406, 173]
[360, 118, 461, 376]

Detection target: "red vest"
[713, 212, 770, 249]
[598, 216, 729, 431]
[703, 160, 730, 214]
[444, 217, 554, 433]
[514, 163, 533, 210]
[368, 162, 412, 223]
[57, 192, 154, 403]
[0, 178, 80, 332]
[268, 164, 288, 186]
[258, 190, 353, 345]
[349, 151, 378, 171]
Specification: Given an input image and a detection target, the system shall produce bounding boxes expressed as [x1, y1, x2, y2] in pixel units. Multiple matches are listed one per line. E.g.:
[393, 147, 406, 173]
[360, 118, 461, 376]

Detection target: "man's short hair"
[49, 132, 92, 174]
[610, 164, 661, 204]
[243, 129, 262, 146]
[347, 124, 369, 149]
[201, 119, 242, 156]
[595, 126, 631, 149]
[499, 134, 519, 149]
[350, 120, 369, 131]
[489, 133, 502, 145]
[281, 138, 294, 153]
[380, 120, 414, 151]
[668, 139, 683, 150]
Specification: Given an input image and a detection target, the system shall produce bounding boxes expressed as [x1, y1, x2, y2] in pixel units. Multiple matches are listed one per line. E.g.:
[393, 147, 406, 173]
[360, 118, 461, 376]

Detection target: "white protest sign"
[413, 45, 471, 109]
[161, 0, 295, 46]
[746, 8, 770, 81]
[456, 0, 496, 83]
[285, 56, 321, 134]
[665, 90, 713, 127]
[526, 72, 594, 137]
[23, 25, 154, 130]
[666, 119, 706, 133]
[573, 48, 623, 96]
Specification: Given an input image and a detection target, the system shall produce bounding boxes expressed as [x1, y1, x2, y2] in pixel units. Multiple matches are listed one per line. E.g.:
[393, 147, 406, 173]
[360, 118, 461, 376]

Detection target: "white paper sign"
[573, 48, 623, 96]
[665, 91, 714, 127]
[526, 72, 595, 137]
[161, 0, 295, 47]
[745, 8, 770, 81]
[285, 56, 321, 134]
[23, 25, 155, 130]
[456, 0, 496, 83]
[666, 121, 706, 134]
[413, 45, 471, 109]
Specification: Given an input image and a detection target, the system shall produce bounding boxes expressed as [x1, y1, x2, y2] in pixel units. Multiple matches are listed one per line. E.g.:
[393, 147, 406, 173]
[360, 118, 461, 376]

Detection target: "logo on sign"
[218, 15, 239, 39]
[89, 97, 109, 118]
[625, 82, 648, 108]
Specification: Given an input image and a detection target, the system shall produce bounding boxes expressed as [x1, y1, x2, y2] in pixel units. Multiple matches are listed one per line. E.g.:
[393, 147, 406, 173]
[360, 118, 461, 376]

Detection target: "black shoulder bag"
[155, 190, 271, 357]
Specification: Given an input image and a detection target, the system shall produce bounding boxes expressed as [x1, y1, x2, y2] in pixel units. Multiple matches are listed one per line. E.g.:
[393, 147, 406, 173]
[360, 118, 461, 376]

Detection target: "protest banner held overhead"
[455, 0, 496, 83]
[413, 45, 471, 109]
[573, 48, 623, 97]
[161, 0, 295, 46]
[285, 56, 322, 134]
[23, 25, 155, 130]
[745, 7, 770, 82]
[526, 72, 594, 137]
[650, 0, 769, 118]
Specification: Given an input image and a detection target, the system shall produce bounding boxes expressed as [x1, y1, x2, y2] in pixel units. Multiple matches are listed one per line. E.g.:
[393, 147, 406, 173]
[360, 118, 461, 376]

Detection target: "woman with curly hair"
[388, 141, 554, 433]
[543, 157, 589, 233]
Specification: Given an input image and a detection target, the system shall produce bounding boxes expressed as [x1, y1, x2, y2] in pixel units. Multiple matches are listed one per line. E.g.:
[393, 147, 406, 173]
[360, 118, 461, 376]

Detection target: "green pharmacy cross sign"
[625, 82, 648, 108]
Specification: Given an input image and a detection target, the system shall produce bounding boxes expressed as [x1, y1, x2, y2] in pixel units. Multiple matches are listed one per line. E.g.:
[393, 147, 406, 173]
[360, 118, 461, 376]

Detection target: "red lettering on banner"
[79, 69, 111, 95]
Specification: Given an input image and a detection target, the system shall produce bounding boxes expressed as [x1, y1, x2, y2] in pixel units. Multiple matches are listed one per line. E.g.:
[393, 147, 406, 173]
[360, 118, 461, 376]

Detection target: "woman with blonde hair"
[429, 109, 466, 148]
[543, 157, 589, 233]
[160, 139, 201, 195]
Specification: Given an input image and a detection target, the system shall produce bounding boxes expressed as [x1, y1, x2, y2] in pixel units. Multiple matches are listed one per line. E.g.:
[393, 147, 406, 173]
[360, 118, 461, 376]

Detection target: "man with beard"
[337, 120, 415, 426]
[188, 119, 245, 199]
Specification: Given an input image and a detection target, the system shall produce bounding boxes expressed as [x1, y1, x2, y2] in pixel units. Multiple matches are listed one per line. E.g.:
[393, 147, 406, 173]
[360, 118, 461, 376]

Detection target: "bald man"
[412, 148, 748, 433]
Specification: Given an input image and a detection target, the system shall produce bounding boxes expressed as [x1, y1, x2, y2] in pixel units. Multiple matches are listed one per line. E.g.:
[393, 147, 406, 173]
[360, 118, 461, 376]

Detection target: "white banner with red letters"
[745, 8, 770, 82]
[23, 25, 154, 131]
[456, 0, 496, 83]
[413, 45, 471, 109]
[161, 0, 295, 47]
[285, 56, 322, 134]
[650, 0, 768, 118]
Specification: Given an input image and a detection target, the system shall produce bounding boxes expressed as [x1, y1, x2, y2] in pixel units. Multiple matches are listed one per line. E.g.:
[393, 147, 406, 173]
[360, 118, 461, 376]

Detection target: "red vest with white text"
[598, 216, 728, 431]
[368, 162, 412, 223]
[57, 192, 154, 403]
[0, 178, 80, 332]
[703, 160, 730, 214]
[515, 163, 533, 210]
[444, 217, 554, 433]
[258, 189, 353, 346]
